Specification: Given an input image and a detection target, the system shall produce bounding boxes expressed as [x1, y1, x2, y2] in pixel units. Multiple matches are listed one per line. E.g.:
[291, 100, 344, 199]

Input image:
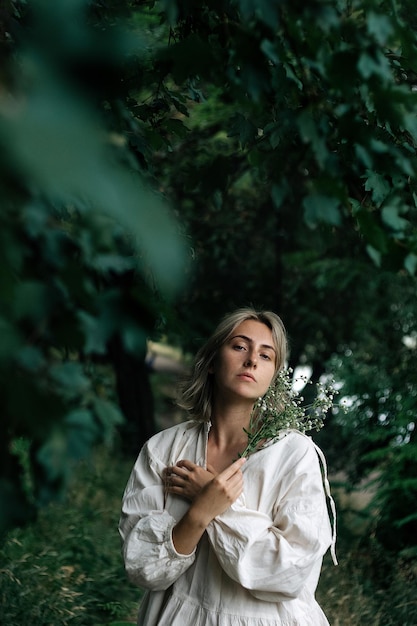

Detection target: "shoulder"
[263, 428, 315, 452]
[132, 420, 203, 471]
[280, 429, 317, 454]
[144, 419, 204, 455]
[258, 430, 322, 471]
[146, 419, 201, 445]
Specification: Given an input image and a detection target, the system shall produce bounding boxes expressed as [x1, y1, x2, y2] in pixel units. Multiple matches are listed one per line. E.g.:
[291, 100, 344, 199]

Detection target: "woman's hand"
[164, 460, 217, 501]
[171, 457, 246, 555]
[192, 457, 246, 522]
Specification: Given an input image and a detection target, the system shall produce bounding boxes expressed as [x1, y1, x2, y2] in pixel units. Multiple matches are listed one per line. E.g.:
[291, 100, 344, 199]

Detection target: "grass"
[1, 436, 416, 625]
[317, 509, 417, 626]
[0, 444, 140, 626]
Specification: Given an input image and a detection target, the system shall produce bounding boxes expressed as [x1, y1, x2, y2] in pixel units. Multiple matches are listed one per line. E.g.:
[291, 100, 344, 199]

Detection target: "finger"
[176, 459, 198, 471]
[170, 473, 185, 486]
[171, 467, 190, 481]
[226, 472, 244, 496]
[232, 456, 247, 468]
[206, 464, 217, 475]
[167, 484, 185, 496]
[211, 476, 243, 506]
[223, 469, 244, 491]
[219, 457, 246, 480]
[212, 468, 243, 495]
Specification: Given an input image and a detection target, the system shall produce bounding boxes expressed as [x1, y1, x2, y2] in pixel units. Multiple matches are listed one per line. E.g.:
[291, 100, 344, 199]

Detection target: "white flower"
[240, 369, 339, 458]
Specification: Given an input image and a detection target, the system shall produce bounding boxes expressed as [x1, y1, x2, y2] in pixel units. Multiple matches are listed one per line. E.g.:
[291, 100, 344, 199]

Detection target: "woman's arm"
[119, 445, 246, 588]
[119, 444, 197, 591]
[205, 437, 332, 601]
[171, 458, 245, 554]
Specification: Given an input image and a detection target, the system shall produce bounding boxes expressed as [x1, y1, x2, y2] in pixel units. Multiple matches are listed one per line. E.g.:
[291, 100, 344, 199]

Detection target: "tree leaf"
[381, 205, 410, 232]
[92, 398, 124, 444]
[365, 171, 391, 205]
[356, 209, 389, 253]
[404, 253, 417, 275]
[49, 362, 91, 399]
[228, 113, 258, 148]
[366, 244, 382, 267]
[15, 346, 46, 373]
[367, 12, 394, 46]
[303, 194, 342, 227]
[238, 0, 280, 29]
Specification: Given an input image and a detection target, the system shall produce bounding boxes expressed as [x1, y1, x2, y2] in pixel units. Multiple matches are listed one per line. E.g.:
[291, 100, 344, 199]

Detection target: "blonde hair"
[177, 307, 287, 421]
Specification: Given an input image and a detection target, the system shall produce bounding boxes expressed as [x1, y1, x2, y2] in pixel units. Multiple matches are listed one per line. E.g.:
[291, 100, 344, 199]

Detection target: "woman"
[119, 308, 336, 625]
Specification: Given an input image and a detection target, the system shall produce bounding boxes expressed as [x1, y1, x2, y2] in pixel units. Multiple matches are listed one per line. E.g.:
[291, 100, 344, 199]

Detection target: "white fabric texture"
[119, 420, 334, 625]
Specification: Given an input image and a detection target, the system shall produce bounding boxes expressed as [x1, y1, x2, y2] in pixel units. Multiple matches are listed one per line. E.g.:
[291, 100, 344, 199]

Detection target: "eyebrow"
[230, 334, 276, 353]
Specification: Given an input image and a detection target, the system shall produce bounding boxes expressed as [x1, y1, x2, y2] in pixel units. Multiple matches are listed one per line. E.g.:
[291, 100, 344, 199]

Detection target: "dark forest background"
[1, 1, 416, 624]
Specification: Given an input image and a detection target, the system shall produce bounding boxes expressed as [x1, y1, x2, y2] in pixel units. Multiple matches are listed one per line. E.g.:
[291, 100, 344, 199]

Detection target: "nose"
[244, 353, 257, 368]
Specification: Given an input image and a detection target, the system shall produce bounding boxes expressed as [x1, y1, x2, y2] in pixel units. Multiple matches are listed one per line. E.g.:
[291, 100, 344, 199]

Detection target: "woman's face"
[212, 319, 276, 403]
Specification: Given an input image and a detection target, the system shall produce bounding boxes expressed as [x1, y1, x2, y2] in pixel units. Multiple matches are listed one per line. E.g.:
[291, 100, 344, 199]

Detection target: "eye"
[233, 344, 246, 351]
[260, 353, 272, 360]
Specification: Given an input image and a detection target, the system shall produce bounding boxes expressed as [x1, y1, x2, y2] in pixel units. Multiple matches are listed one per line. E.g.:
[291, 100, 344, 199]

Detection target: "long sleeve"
[118, 442, 196, 591]
[205, 433, 332, 602]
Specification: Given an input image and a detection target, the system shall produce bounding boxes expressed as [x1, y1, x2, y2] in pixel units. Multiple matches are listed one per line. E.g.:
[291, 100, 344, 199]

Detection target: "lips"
[238, 372, 256, 382]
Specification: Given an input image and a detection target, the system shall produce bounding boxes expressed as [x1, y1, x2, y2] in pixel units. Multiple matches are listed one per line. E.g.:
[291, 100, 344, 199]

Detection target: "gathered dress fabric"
[119, 420, 334, 626]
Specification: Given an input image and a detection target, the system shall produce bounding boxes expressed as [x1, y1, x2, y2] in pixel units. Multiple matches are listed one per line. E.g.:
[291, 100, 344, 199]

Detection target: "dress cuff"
[167, 521, 197, 559]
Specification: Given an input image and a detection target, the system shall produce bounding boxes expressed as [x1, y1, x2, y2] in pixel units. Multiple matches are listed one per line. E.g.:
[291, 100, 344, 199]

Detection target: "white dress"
[119, 420, 335, 626]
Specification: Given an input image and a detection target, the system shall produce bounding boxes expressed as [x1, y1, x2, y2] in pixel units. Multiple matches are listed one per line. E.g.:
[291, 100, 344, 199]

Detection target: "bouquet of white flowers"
[239, 368, 338, 458]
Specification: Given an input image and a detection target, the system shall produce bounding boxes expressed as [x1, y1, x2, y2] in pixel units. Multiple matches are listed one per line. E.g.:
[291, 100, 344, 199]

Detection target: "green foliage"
[0, 446, 139, 626]
[153, 0, 417, 271]
[326, 272, 417, 551]
[317, 533, 417, 625]
[1, 438, 416, 626]
[1, 0, 416, 577]
[122, 0, 417, 360]
[134, 0, 417, 558]
[0, 0, 187, 533]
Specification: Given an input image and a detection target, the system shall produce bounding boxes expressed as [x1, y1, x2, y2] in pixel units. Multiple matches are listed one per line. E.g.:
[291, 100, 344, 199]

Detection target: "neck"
[209, 399, 254, 449]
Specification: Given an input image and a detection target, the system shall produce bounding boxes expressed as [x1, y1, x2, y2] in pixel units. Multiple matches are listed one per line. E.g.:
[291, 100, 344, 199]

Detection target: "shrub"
[0, 445, 140, 626]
